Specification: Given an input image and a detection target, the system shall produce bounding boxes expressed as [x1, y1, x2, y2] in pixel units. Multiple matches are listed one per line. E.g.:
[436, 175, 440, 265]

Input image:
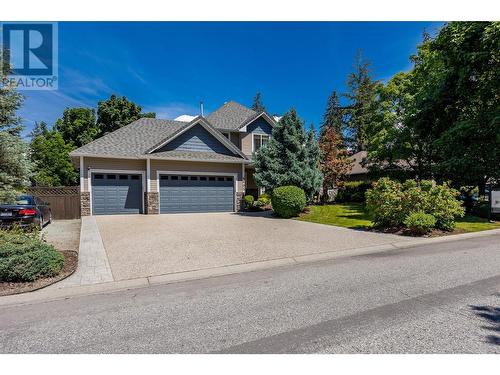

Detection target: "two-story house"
[69, 101, 275, 215]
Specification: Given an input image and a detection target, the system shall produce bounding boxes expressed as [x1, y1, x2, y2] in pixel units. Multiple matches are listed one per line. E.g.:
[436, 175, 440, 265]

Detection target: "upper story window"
[253, 134, 270, 152]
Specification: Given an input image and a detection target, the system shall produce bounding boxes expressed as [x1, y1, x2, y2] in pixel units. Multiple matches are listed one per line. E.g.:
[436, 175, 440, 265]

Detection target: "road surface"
[0, 234, 499, 353]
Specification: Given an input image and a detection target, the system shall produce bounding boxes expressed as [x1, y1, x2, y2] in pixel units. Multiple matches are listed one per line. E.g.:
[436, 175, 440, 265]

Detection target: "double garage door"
[159, 174, 234, 213]
[91, 172, 234, 215]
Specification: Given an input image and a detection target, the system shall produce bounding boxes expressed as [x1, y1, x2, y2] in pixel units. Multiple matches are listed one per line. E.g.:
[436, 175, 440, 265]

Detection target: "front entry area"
[91, 173, 143, 215]
[159, 174, 234, 213]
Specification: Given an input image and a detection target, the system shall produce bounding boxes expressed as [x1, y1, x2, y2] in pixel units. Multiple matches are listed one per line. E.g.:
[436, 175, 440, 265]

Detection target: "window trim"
[252, 133, 270, 153]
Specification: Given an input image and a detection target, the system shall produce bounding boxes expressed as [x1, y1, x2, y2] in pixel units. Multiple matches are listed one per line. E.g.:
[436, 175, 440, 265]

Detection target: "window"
[131, 175, 140, 180]
[190, 176, 198, 180]
[181, 176, 188, 180]
[199, 176, 207, 181]
[94, 174, 103, 179]
[160, 175, 169, 180]
[107, 174, 116, 179]
[171, 176, 178, 180]
[119, 175, 128, 180]
[253, 134, 270, 152]
[217, 177, 225, 181]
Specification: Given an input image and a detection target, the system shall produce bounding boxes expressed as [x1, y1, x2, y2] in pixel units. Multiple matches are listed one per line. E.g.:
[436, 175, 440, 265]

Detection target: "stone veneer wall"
[236, 192, 244, 211]
[144, 192, 159, 214]
[80, 192, 90, 216]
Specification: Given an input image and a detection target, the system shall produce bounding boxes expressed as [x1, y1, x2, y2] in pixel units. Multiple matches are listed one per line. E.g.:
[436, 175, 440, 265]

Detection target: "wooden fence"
[27, 186, 81, 220]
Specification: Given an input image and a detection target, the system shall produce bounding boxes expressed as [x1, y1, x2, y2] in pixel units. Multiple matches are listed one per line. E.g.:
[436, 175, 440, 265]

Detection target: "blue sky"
[19, 21, 443, 135]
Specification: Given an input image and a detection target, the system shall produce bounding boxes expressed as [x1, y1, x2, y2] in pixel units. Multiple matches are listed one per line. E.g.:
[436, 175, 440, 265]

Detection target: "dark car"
[0, 195, 51, 230]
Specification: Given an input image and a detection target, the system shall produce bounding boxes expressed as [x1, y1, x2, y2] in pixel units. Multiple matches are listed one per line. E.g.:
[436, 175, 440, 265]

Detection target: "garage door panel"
[92, 173, 142, 215]
[159, 174, 234, 213]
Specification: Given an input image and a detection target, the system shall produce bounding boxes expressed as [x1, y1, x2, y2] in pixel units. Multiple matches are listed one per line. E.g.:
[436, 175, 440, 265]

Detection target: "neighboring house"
[346, 151, 369, 181]
[70, 101, 276, 215]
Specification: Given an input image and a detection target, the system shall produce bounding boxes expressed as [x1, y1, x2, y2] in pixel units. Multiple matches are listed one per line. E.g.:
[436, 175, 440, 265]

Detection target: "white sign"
[491, 190, 500, 213]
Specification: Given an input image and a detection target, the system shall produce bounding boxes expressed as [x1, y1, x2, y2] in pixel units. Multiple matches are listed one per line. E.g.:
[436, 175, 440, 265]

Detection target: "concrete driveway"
[95, 212, 409, 281]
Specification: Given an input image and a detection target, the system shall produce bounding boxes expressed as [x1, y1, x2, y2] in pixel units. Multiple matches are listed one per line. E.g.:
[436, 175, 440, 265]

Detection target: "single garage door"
[92, 173, 143, 215]
[159, 174, 234, 213]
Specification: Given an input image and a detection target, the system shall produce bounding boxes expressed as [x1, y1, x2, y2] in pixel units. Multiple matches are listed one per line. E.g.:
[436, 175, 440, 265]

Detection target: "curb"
[1, 228, 499, 308]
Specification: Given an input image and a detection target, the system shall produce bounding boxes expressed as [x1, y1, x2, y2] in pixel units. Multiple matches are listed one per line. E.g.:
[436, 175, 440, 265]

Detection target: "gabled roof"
[69, 118, 190, 158]
[70, 116, 248, 162]
[147, 116, 247, 159]
[207, 100, 258, 131]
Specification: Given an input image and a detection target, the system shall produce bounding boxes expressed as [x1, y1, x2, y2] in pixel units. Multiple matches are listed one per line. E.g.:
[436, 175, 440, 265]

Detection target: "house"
[69, 101, 275, 216]
[346, 151, 369, 181]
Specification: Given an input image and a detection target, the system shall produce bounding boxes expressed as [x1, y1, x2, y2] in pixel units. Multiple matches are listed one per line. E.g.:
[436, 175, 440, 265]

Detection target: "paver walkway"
[51, 217, 113, 288]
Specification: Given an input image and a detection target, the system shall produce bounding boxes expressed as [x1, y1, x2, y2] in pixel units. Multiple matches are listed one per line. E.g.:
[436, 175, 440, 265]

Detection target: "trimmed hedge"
[336, 181, 372, 203]
[0, 229, 64, 282]
[271, 186, 306, 218]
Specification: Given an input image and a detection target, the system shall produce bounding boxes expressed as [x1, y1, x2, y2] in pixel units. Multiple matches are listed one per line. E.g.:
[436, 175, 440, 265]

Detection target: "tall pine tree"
[343, 52, 381, 152]
[251, 92, 266, 113]
[304, 124, 324, 201]
[320, 91, 344, 136]
[253, 109, 322, 200]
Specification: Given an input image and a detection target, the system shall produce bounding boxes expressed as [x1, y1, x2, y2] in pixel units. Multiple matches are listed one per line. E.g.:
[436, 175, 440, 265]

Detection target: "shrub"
[244, 195, 254, 208]
[404, 212, 436, 235]
[365, 178, 405, 227]
[426, 183, 464, 230]
[271, 186, 306, 218]
[258, 193, 271, 206]
[472, 199, 490, 219]
[0, 229, 64, 282]
[336, 181, 372, 202]
[366, 177, 465, 231]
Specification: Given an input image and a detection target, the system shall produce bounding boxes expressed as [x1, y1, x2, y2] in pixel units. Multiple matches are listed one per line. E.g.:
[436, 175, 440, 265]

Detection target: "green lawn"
[297, 203, 500, 233]
[297, 203, 372, 229]
[455, 214, 500, 232]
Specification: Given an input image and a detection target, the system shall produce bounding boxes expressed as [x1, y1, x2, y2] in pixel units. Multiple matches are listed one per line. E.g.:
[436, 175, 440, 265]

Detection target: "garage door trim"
[156, 170, 238, 213]
[88, 168, 146, 215]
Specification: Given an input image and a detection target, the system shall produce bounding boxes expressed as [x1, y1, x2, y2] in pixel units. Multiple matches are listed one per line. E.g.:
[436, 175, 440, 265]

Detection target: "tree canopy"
[97, 94, 155, 136]
[30, 126, 78, 187]
[364, 21, 500, 192]
[320, 90, 344, 137]
[54, 107, 98, 148]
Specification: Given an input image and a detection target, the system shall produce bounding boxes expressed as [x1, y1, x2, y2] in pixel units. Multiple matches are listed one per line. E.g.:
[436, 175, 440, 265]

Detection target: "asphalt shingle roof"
[207, 100, 257, 131]
[70, 118, 190, 158]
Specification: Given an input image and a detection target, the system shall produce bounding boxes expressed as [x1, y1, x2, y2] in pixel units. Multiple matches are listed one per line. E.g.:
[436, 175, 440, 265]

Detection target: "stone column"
[236, 192, 244, 211]
[80, 192, 91, 216]
[144, 192, 159, 214]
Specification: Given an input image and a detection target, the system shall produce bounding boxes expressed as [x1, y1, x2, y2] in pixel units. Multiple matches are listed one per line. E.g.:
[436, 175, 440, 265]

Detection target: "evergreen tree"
[253, 108, 323, 200]
[251, 92, 266, 113]
[0, 51, 24, 135]
[303, 124, 324, 201]
[343, 52, 381, 152]
[320, 91, 344, 136]
[0, 132, 31, 203]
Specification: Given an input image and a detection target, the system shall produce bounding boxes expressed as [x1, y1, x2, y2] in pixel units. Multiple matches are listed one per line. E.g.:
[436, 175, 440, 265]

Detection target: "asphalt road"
[0, 234, 499, 353]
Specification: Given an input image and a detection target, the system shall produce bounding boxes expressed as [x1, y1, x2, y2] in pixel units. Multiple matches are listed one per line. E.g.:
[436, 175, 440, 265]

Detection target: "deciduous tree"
[319, 127, 352, 201]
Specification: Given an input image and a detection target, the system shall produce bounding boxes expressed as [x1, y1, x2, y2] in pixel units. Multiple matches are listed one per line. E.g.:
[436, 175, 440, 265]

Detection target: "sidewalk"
[1, 228, 499, 308]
